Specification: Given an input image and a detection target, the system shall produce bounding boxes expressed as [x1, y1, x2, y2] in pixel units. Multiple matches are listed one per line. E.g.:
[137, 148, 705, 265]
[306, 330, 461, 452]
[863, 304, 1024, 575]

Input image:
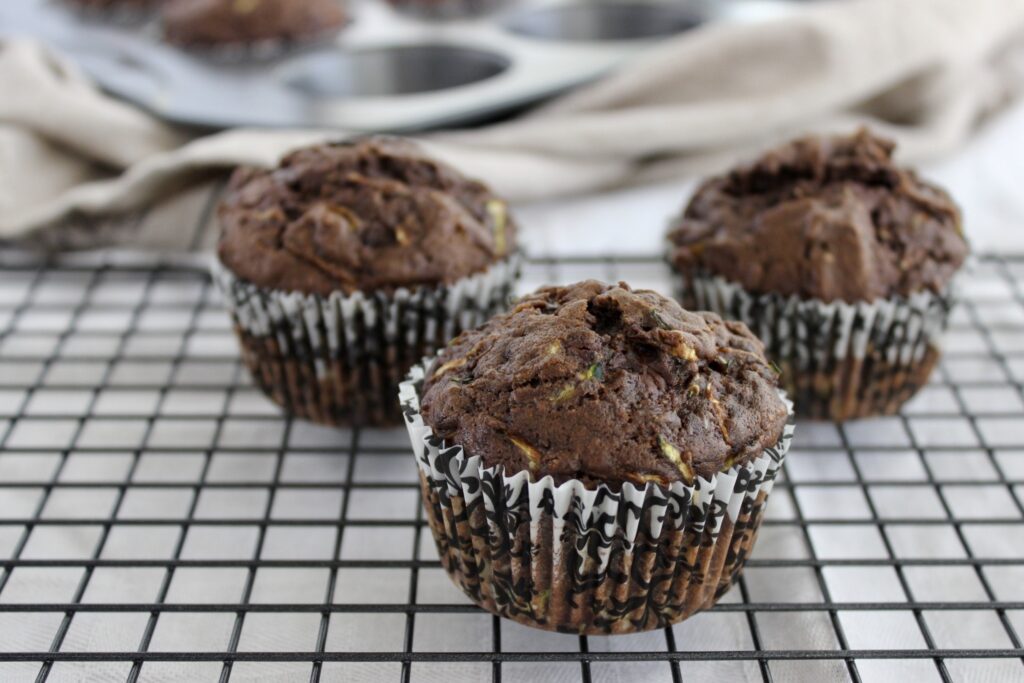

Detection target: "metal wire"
[0, 251, 1022, 682]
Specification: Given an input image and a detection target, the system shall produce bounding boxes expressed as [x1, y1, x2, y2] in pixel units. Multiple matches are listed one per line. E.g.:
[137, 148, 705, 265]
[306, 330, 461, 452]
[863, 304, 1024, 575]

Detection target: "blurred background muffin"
[385, 0, 508, 20]
[162, 0, 346, 53]
[66, 0, 164, 7]
[63, 0, 166, 21]
[667, 129, 969, 420]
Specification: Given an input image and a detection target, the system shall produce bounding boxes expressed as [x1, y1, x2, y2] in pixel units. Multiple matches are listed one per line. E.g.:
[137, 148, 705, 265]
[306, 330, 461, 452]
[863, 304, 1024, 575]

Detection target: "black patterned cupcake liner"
[399, 361, 795, 634]
[213, 255, 521, 427]
[675, 272, 958, 420]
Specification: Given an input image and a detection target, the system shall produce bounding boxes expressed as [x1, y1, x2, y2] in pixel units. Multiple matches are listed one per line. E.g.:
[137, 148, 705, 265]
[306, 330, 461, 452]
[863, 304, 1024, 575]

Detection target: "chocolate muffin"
[162, 0, 345, 52]
[214, 136, 520, 427]
[64, 0, 165, 20]
[400, 281, 794, 633]
[667, 129, 968, 420]
[385, 0, 505, 20]
[67, 0, 161, 7]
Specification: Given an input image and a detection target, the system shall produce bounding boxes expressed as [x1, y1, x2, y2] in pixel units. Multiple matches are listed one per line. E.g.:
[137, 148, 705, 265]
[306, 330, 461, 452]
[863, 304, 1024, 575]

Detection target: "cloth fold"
[1, 0, 1023, 242]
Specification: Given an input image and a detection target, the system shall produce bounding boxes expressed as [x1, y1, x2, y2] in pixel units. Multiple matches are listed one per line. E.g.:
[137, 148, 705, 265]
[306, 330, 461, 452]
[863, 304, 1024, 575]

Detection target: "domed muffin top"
[217, 137, 516, 296]
[418, 280, 788, 488]
[667, 129, 967, 303]
[163, 0, 346, 46]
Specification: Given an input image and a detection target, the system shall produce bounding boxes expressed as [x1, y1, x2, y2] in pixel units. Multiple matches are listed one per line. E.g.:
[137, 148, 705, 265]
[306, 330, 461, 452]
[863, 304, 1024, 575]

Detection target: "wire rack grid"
[0, 249, 1023, 683]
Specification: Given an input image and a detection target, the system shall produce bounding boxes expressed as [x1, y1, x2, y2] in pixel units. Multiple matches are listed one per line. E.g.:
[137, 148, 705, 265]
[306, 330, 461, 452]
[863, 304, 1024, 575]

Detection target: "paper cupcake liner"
[675, 271, 958, 420]
[213, 254, 521, 427]
[399, 360, 795, 634]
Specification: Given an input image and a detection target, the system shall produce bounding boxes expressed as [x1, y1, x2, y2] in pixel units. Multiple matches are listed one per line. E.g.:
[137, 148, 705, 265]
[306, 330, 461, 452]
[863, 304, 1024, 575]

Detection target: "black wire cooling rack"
[0, 250, 1023, 683]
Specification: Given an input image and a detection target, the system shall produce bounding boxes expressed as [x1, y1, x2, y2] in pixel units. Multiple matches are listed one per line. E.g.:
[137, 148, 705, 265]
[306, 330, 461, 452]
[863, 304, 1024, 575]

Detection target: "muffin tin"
[0, 0, 798, 131]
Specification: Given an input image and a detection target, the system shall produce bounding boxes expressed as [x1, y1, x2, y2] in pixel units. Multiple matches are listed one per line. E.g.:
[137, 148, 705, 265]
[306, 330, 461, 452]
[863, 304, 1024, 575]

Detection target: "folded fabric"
[1, 0, 1022, 242]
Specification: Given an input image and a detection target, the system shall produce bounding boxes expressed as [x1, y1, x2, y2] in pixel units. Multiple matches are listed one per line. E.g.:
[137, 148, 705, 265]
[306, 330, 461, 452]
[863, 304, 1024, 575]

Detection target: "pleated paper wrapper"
[213, 255, 520, 426]
[676, 271, 957, 420]
[399, 361, 795, 634]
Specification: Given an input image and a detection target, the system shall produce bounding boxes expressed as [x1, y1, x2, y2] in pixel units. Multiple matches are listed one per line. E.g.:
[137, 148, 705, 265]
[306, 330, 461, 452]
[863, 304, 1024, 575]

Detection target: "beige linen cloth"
[1, 0, 1023, 244]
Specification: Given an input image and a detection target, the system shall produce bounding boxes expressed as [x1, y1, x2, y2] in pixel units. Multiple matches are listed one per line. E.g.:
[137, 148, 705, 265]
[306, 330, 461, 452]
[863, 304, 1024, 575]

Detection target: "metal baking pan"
[0, 0, 799, 132]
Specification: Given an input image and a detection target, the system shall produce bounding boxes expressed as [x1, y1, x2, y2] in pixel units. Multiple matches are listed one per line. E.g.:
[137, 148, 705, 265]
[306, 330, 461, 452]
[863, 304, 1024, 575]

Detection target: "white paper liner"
[399, 359, 795, 634]
[212, 254, 520, 426]
[677, 271, 959, 419]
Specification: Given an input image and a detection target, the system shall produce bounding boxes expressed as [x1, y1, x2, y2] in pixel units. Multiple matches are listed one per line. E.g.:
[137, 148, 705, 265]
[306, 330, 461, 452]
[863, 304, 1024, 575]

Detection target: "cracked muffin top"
[163, 0, 346, 47]
[217, 137, 516, 296]
[667, 129, 968, 303]
[418, 280, 788, 488]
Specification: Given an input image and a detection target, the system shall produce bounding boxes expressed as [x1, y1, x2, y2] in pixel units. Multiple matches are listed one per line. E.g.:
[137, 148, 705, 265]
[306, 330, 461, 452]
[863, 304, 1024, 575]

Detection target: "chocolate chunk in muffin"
[217, 136, 516, 296]
[667, 129, 968, 303]
[419, 280, 788, 487]
[162, 0, 346, 48]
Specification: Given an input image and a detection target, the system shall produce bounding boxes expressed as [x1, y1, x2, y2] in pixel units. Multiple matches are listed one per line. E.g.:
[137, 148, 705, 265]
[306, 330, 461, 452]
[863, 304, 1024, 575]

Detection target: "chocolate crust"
[667, 129, 968, 303]
[216, 137, 516, 297]
[162, 0, 346, 47]
[419, 280, 788, 487]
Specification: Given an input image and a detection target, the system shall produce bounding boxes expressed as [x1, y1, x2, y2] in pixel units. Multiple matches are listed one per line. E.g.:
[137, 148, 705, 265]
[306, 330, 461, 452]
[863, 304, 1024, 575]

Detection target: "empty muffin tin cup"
[282, 44, 510, 97]
[502, 1, 704, 41]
